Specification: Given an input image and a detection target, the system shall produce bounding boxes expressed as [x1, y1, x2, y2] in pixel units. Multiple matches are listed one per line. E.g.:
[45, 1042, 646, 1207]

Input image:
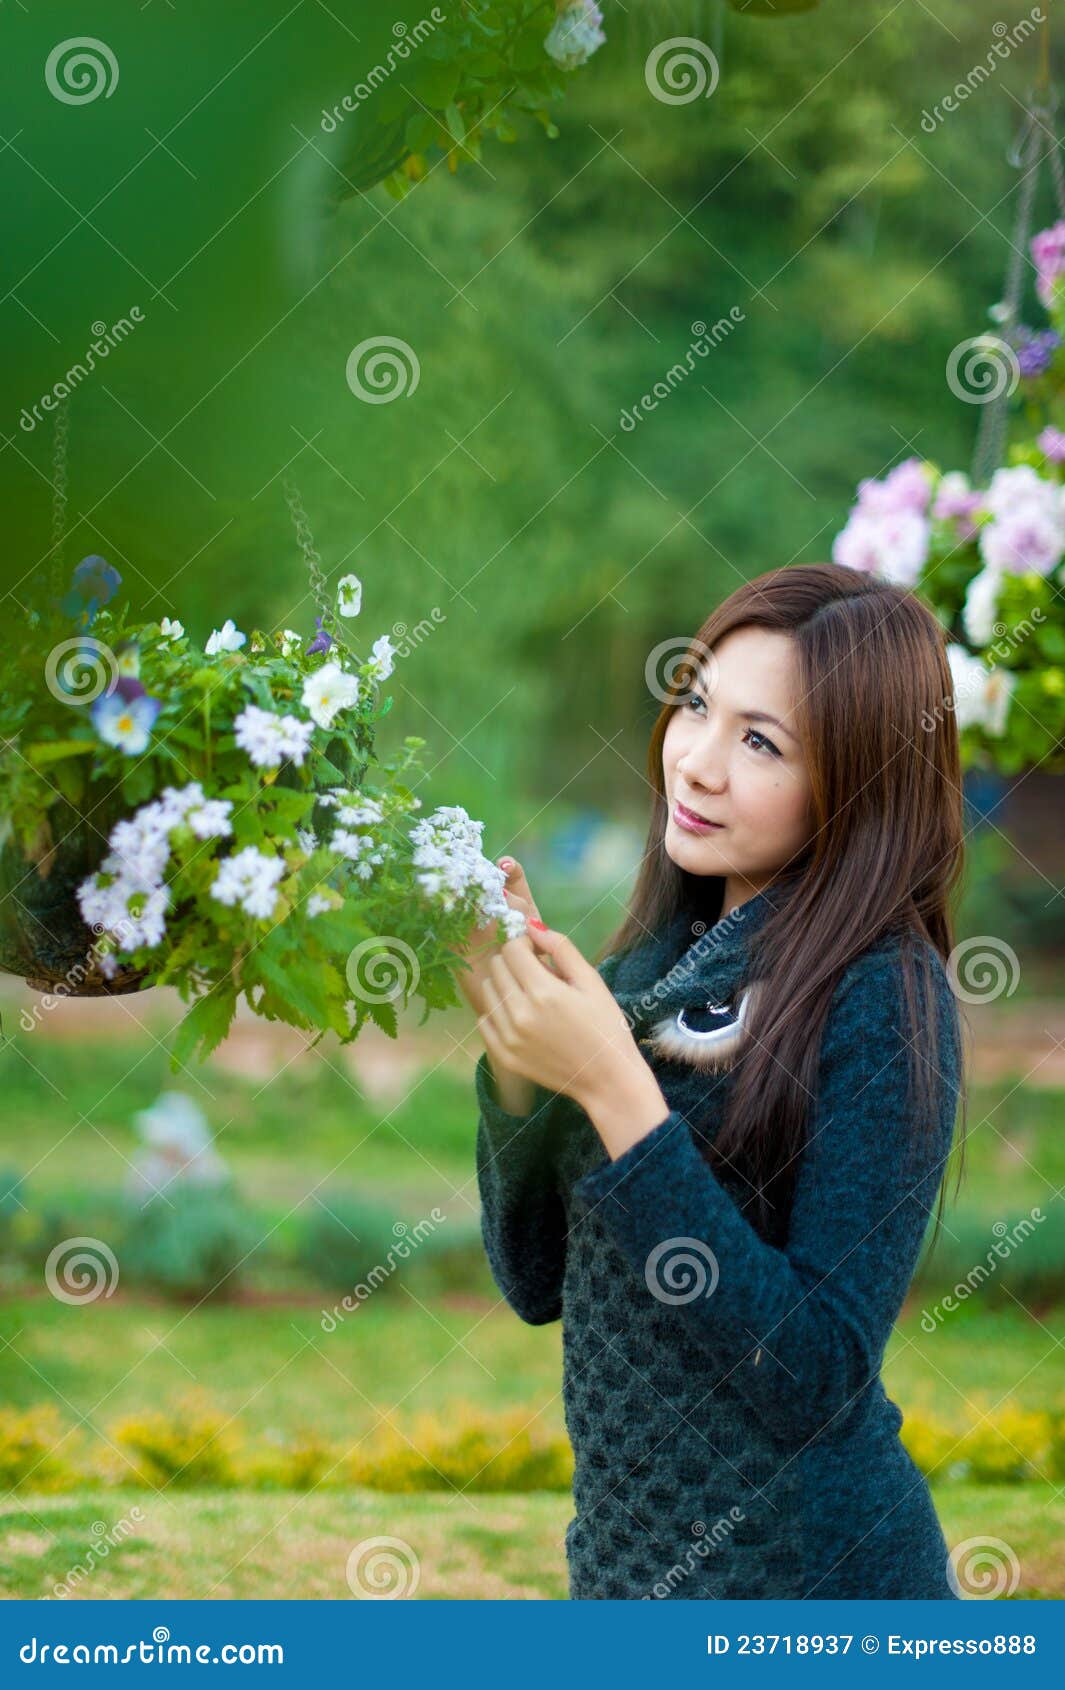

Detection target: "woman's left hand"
[477, 922, 647, 1113]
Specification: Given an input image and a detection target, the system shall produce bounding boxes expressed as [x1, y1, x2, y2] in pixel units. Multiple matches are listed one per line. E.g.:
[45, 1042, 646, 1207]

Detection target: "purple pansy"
[91, 676, 162, 755]
[59, 555, 122, 627]
[307, 616, 333, 655]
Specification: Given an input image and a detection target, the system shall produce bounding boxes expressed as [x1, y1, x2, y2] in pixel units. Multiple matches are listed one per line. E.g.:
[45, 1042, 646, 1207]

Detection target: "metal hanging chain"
[970, 106, 1049, 488]
[282, 474, 331, 624]
[48, 395, 70, 598]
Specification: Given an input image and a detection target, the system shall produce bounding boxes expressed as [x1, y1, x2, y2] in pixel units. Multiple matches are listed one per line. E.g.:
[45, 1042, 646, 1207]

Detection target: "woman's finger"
[481, 973, 515, 1042]
[499, 934, 558, 992]
[523, 922, 591, 985]
[498, 857, 543, 924]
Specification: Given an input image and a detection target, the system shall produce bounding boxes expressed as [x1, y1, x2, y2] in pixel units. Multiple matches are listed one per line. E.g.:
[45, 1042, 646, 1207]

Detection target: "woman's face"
[661, 625, 815, 902]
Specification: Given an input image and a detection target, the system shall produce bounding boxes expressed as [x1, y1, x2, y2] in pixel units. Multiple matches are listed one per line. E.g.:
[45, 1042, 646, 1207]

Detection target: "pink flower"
[1037, 425, 1065, 463]
[1031, 220, 1065, 309]
[931, 471, 983, 541]
[856, 457, 932, 515]
[832, 509, 929, 586]
[979, 506, 1065, 576]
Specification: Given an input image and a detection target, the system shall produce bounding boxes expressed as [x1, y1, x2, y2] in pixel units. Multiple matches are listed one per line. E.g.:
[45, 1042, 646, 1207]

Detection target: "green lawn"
[1, 1485, 1061, 1600]
[2, 1297, 1061, 1449]
[2, 1026, 1062, 1601]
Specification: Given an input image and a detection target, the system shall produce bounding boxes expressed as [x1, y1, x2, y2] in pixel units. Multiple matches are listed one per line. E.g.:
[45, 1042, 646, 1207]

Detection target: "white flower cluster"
[409, 805, 527, 939]
[78, 782, 233, 959]
[319, 788, 388, 881]
[233, 703, 314, 769]
[211, 846, 287, 920]
[545, 1, 606, 70]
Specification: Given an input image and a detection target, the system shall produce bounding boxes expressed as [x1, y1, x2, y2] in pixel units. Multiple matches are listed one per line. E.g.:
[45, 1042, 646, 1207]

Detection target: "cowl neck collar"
[609, 882, 785, 1036]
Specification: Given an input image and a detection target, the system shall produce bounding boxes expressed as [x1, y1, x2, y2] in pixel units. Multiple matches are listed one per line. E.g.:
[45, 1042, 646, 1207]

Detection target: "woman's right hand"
[455, 857, 545, 1018]
[458, 858, 546, 1118]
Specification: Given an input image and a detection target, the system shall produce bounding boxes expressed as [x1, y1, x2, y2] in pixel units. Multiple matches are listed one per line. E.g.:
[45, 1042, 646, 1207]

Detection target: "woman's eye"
[684, 691, 706, 715]
[744, 727, 780, 757]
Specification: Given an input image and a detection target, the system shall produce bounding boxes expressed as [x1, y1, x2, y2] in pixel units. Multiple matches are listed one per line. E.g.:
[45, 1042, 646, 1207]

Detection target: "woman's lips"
[673, 801, 724, 834]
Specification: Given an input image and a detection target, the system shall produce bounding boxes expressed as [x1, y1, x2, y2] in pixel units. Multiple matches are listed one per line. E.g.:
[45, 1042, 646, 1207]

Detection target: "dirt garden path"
[3, 982, 1063, 1101]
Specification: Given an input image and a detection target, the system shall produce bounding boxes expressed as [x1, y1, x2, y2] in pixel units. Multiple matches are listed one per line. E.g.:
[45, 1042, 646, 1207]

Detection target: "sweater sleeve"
[572, 945, 961, 1446]
[474, 951, 623, 1327]
[474, 1051, 568, 1325]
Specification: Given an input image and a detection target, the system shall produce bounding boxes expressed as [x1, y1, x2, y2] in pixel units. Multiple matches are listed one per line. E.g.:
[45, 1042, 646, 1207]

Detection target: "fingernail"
[499, 858, 514, 871]
[529, 917, 547, 930]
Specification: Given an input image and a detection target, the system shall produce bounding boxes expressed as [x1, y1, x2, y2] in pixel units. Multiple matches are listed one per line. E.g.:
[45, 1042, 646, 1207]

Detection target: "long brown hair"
[599, 562, 970, 1248]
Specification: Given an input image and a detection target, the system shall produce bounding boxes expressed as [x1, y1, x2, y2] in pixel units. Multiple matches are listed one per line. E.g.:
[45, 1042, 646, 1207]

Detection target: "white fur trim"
[642, 984, 757, 1072]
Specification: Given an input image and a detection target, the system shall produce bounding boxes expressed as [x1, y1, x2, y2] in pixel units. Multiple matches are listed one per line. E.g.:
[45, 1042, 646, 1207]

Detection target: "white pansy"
[205, 618, 246, 655]
[337, 574, 363, 618]
[279, 629, 301, 657]
[159, 617, 185, 640]
[301, 661, 361, 729]
[210, 847, 286, 920]
[961, 566, 1003, 647]
[366, 634, 396, 681]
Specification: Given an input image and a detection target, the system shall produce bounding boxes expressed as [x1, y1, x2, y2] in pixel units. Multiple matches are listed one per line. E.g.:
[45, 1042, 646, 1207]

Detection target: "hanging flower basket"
[831, 208, 1065, 778]
[0, 559, 525, 1062]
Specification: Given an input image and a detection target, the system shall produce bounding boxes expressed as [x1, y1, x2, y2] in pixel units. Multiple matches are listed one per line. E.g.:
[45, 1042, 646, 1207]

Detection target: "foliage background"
[2, 0, 1064, 1603]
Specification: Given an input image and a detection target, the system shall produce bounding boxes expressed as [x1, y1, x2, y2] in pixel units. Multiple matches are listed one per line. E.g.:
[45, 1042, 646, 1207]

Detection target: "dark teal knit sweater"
[474, 885, 963, 1600]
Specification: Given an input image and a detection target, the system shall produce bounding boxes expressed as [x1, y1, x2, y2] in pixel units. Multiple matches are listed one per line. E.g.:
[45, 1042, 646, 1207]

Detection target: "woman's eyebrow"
[688, 673, 798, 743]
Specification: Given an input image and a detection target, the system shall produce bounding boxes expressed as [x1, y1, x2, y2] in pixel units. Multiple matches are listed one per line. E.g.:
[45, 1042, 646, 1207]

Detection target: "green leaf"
[170, 980, 238, 1069]
[444, 101, 466, 144]
[25, 739, 96, 766]
[726, 0, 820, 12]
[366, 996, 398, 1038]
[412, 59, 461, 108]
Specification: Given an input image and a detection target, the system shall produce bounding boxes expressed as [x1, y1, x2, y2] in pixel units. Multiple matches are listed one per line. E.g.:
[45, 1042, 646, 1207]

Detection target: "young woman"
[459, 562, 970, 1601]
